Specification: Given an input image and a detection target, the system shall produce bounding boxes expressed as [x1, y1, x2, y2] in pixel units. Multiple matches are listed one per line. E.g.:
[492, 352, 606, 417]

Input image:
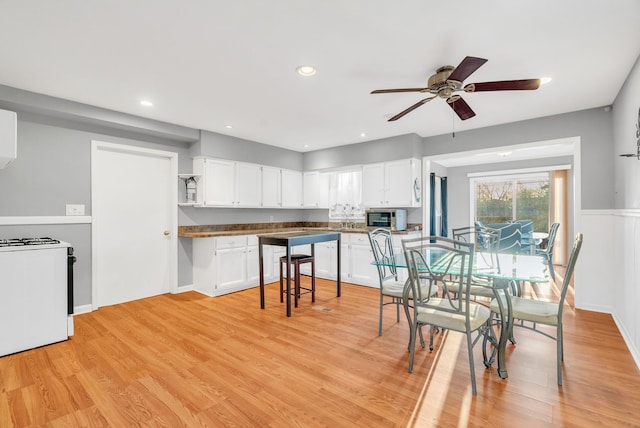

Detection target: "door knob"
[163, 230, 170, 236]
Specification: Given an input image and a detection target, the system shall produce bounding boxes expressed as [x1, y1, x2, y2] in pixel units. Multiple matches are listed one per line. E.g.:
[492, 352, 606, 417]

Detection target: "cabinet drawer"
[215, 235, 247, 250]
[349, 234, 370, 246]
[247, 235, 258, 246]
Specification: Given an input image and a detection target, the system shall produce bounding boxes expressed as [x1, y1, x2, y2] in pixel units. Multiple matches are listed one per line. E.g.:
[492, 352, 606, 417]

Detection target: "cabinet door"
[245, 245, 260, 284]
[385, 159, 415, 207]
[281, 169, 303, 208]
[349, 244, 378, 287]
[235, 162, 262, 207]
[315, 241, 335, 279]
[203, 158, 235, 206]
[303, 171, 330, 208]
[362, 163, 386, 207]
[262, 166, 281, 208]
[193, 237, 217, 296]
[303, 171, 320, 208]
[348, 234, 378, 287]
[215, 246, 247, 290]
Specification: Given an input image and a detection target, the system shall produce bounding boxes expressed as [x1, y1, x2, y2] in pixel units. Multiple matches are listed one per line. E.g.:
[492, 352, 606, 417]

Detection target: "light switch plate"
[66, 204, 85, 216]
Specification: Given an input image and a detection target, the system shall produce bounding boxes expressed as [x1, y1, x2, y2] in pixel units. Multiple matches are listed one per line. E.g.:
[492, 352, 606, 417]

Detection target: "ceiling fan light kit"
[371, 56, 541, 122]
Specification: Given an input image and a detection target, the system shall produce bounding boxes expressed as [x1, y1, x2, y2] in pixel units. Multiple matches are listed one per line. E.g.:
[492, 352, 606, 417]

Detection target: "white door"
[92, 141, 177, 308]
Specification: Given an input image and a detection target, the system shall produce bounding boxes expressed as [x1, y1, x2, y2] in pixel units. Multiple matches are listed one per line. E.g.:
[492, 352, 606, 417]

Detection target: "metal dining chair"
[402, 235, 492, 396]
[536, 222, 560, 280]
[490, 232, 582, 385]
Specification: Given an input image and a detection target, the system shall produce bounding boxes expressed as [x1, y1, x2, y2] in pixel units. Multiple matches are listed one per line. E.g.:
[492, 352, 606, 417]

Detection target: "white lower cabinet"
[312, 231, 420, 288]
[193, 231, 420, 296]
[194, 235, 262, 296]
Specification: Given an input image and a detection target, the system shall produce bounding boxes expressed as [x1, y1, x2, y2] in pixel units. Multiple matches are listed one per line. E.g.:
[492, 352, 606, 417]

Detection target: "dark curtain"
[429, 173, 436, 236]
[440, 177, 448, 237]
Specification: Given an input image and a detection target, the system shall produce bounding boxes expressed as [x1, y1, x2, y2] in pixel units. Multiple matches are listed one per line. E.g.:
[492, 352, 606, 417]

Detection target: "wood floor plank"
[1, 273, 639, 427]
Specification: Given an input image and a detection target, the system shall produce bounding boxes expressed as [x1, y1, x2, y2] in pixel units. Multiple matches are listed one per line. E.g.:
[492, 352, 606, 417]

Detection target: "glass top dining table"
[373, 249, 550, 379]
[376, 250, 549, 283]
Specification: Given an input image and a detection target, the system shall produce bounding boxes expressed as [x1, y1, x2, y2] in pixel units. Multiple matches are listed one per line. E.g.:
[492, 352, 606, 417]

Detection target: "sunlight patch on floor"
[406, 330, 473, 427]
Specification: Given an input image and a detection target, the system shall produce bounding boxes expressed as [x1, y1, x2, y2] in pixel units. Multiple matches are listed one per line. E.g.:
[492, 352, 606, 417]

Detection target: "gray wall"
[0, 114, 192, 308]
[421, 108, 614, 210]
[0, 87, 618, 310]
[304, 107, 613, 210]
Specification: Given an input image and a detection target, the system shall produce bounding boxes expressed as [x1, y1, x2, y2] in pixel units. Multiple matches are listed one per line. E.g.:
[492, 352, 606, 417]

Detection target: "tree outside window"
[474, 174, 549, 231]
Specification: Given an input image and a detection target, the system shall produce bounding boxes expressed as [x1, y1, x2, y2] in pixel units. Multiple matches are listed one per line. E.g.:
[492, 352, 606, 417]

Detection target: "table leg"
[259, 241, 265, 309]
[493, 281, 513, 379]
[311, 244, 316, 303]
[286, 246, 292, 317]
[336, 236, 341, 297]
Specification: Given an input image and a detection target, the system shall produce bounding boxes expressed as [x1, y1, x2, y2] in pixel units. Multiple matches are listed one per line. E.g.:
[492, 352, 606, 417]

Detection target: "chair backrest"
[513, 219, 533, 244]
[368, 228, 398, 284]
[401, 236, 475, 320]
[544, 222, 561, 256]
[488, 222, 522, 254]
[452, 226, 501, 273]
[557, 233, 583, 321]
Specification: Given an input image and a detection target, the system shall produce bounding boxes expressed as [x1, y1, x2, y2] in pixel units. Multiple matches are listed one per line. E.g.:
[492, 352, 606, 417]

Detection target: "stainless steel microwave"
[365, 209, 407, 231]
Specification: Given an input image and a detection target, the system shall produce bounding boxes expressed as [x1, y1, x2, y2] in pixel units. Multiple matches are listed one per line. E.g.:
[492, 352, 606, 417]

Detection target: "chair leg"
[408, 322, 417, 373]
[378, 294, 384, 336]
[279, 259, 284, 303]
[547, 254, 555, 280]
[396, 298, 400, 322]
[294, 261, 300, 308]
[466, 331, 478, 396]
[557, 323, 563, 386]
[311, 258, 315, 303]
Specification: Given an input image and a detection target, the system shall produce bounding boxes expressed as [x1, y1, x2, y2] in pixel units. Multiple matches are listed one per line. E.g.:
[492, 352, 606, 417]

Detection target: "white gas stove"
[0, 237, 75, 357]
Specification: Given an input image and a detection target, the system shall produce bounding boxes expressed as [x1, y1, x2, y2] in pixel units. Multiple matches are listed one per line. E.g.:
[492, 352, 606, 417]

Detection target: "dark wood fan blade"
[466, 79, 541, 92]
[388, 97, 436, 121]
[447, 56, 488, 83]
[371, 88, 427, 94]
[447, 97, 476, 120]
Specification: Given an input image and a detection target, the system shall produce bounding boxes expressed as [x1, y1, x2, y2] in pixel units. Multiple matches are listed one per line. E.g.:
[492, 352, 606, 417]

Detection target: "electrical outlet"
[269, 215, 274, 222]
[66, 204, 85, 216]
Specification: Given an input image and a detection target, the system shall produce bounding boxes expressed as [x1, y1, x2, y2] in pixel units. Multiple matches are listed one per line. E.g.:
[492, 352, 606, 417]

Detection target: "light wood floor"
[1, 271, 639, 427]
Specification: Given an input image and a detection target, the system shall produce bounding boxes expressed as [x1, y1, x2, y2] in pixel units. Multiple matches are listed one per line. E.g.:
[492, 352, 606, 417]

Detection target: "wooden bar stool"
[279, 254, 315, 307]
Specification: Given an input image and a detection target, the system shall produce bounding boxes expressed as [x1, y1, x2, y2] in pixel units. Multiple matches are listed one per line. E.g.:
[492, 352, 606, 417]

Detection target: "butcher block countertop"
[178, 222, 422, 238]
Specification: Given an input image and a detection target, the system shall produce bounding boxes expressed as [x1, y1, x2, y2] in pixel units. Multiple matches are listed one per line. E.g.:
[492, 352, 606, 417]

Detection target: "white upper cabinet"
[261, 166, 282, 208]
[303, 171, 330, 208]
[362, 158, 421, 208]
[194, 157, 262, 207]
[281, 169, 303, 208]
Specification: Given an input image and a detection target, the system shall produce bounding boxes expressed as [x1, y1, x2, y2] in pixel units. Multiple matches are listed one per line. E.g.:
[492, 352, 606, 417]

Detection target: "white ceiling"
[1, 1, 639, 153]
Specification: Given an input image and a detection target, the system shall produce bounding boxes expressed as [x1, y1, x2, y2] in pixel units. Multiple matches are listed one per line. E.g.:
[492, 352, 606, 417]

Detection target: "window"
[472, 173, 549, 231]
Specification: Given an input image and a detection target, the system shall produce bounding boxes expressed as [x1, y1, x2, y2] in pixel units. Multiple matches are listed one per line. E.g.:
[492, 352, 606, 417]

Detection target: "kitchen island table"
[258, 230, 341, 317]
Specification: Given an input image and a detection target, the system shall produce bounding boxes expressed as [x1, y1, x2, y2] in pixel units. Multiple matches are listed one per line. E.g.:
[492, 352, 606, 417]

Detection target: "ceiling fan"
[371, 56, 541, 121]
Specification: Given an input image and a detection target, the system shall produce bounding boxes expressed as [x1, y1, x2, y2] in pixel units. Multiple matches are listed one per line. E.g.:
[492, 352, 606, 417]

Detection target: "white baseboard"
[73, 304, 93, 315]
[175, 284, 194, 293]
[612, 312, 640, 370]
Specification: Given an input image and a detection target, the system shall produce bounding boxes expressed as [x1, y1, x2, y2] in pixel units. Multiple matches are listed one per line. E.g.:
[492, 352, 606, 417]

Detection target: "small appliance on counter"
[0, 237, 75, 357]
[365, 209, 407, 231]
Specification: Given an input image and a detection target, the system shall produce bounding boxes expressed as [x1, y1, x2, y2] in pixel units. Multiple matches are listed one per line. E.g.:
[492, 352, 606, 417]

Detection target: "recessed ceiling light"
[540, 77, 552, 85]
[303, 144, 309, 148]
[140, 100, 153, 107]
[296, 65, 317, 77]
[225, 125, 233, 129]
[497, 151, 512, 157]
[360, 132, 366, 138]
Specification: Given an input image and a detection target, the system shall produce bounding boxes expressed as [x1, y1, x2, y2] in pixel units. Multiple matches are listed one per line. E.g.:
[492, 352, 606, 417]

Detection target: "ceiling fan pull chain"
[452, 107, 456, 138]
